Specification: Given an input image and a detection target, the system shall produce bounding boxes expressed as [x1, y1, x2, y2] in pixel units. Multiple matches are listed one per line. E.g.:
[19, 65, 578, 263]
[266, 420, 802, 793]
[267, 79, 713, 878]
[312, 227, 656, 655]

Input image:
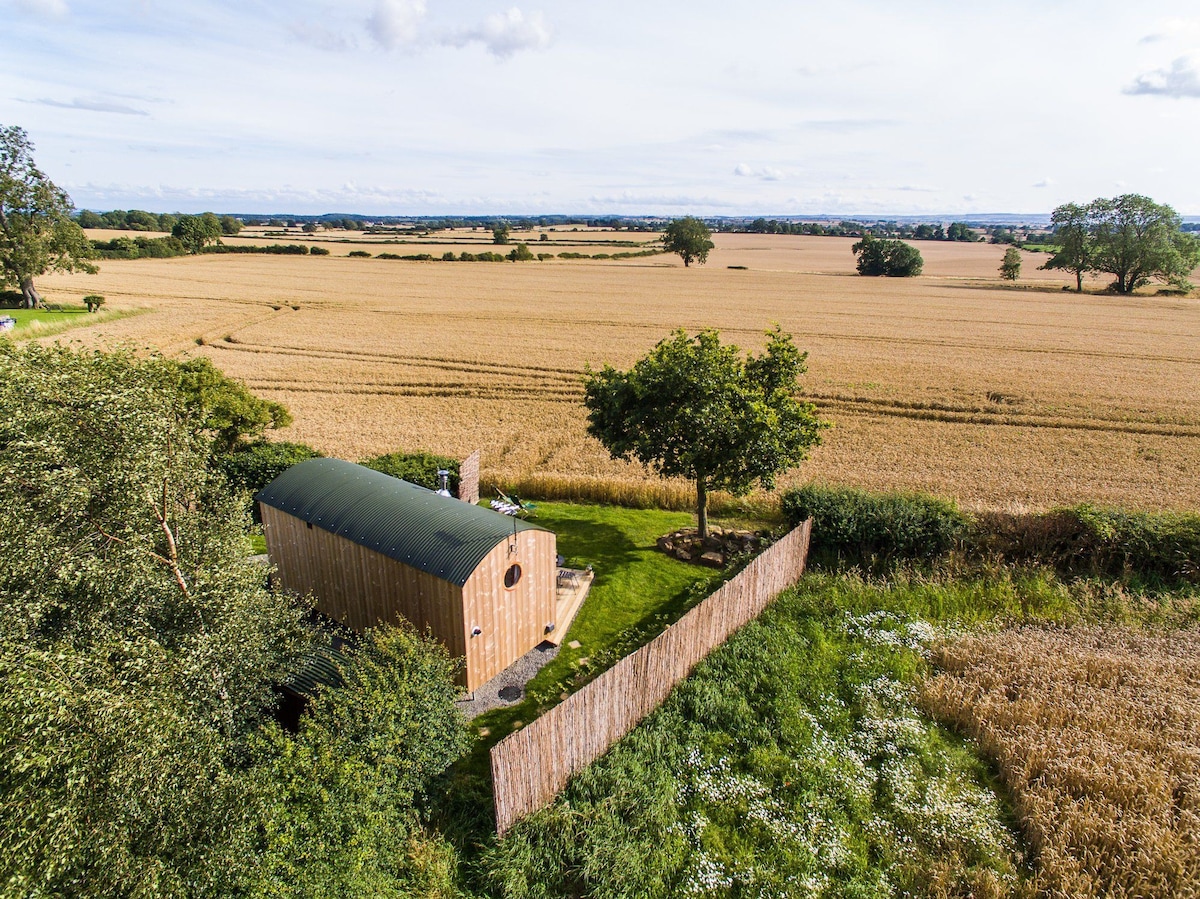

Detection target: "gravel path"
[456, 641, 559, 719]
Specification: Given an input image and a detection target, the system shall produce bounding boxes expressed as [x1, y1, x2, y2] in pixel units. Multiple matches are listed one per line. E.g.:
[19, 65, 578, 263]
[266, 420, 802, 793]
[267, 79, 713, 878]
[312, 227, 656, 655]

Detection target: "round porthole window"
[504, 564, 522, 589]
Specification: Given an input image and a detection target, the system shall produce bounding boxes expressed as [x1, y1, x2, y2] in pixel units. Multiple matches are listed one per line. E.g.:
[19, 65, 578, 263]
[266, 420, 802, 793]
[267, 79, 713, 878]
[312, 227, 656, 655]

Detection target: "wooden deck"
[545, 568, 594, 646]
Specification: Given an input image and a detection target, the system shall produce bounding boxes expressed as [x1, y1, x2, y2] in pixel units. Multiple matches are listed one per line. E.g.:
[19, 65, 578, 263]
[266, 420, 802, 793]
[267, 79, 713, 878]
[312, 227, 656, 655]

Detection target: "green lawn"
[472, 502, 737, 745]
[1, 305, 135, 338]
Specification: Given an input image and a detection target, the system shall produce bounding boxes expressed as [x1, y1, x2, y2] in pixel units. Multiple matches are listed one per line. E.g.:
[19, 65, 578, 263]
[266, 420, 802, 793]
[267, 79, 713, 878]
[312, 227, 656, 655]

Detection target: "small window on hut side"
[504, 564, 522, 589]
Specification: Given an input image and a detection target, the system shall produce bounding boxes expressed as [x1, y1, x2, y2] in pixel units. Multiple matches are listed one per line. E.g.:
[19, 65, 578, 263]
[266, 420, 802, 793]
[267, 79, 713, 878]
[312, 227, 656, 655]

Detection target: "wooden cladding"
[490, 520, 812, 836]
[261, 503, 556, 691]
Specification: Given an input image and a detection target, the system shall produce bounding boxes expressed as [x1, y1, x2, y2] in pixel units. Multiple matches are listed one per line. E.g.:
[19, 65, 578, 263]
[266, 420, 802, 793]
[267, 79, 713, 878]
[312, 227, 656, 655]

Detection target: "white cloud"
[1125, 56, 1200, 98]
[366, 0, 426, 50]
[445, 7, 552, 60]
[28, 96, 148, 116]
[1033, 177, 1055, 188]
[289, 21, 357, 52]
[12, 0, 67, 16]
[734, 163, 785, 181]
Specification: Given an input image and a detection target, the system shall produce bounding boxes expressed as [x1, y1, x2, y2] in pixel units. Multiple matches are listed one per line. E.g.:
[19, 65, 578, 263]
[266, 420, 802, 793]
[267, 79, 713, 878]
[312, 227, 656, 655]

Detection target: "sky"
[3, 0, 1200, 217]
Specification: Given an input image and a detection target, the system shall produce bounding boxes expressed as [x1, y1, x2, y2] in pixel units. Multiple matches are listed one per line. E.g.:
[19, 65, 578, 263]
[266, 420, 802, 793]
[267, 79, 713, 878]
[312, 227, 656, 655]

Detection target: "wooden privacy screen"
[458, 450, 481, 506]
[490, 519, 812, 835]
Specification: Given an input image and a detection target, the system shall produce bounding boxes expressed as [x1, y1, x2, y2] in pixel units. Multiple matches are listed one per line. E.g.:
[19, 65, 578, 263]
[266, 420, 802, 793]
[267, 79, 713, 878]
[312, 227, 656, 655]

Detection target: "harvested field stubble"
[38, 234, 1200, 510]
[924, 626, 1200, 898]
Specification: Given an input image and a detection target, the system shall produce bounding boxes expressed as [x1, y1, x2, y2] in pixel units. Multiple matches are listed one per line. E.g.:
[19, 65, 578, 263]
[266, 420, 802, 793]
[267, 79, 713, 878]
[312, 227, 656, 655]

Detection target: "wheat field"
[39, 232, 1200, 511]
[924, 625, 1200, 898]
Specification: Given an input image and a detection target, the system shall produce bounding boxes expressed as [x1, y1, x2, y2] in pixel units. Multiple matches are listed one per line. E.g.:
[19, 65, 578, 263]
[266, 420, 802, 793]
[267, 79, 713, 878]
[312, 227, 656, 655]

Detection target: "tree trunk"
[696, 478, 708, 540]
[1075, 270, 1083, 292]
[20, 277, 43, 309]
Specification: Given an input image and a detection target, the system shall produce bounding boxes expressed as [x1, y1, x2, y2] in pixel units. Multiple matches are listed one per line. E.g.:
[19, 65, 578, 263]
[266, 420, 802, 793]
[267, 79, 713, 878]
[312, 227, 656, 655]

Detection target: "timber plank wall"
[490, 519, 812, 835]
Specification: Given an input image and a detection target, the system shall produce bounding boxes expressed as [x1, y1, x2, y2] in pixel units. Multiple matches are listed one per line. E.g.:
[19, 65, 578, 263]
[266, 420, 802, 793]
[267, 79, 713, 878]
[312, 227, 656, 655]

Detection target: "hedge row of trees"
[76, 208, 242, 236]
[741, 218, 981, 241]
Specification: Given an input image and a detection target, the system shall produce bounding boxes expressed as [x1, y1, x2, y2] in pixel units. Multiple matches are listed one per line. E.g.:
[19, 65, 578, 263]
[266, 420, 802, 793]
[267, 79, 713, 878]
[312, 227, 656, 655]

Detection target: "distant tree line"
[735, 218, 983, 241]
[77, 208, 242, 237]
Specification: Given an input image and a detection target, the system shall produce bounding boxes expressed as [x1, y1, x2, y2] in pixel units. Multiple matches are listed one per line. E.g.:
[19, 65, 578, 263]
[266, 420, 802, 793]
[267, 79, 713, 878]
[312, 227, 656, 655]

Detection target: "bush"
[972, 506, 1200, 583]
[359, 450, 460, 495]
[781, 485, 967, 564]
[309, 246, 330, 256]
[215, 440, 324, 504]
[348, 250, 371, 258]
[442, 251, 457, 261]
[376, 252, 402, 260]
[537, 253, 554, 261]
[82, 294, 105, 312]
[507, 243, 534, 262]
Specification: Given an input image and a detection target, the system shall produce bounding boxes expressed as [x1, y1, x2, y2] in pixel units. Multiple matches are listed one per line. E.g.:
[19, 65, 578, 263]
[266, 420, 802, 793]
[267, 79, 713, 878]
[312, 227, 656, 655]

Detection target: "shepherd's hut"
[257, 458, 557, 690]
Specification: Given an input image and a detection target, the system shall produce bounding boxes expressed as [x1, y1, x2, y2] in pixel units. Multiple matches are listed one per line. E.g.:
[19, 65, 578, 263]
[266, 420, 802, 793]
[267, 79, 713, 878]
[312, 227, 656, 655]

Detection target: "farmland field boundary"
[490, 519, 812, 835]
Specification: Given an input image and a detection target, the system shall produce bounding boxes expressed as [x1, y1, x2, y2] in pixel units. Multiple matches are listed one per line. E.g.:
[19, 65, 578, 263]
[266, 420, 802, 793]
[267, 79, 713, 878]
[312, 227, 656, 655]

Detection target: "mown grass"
[469, 502, 732, 749]
[1, 305, 139, 338]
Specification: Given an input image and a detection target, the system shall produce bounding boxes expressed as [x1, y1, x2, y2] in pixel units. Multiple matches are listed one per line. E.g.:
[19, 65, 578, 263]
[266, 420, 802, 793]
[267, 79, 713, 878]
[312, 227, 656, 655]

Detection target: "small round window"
[504, 564, 522, 589]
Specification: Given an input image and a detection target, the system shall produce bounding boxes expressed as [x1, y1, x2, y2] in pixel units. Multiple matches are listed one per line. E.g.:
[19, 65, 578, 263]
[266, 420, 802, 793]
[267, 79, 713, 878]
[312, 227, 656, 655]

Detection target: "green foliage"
[947, 222, 977, 241]
[82, 293, 105, 312]
[199, 243, 308, 255]
[360, 450, 460, 495]
[171, 212, 223, 253]
[0, 125, 98, 307]
[215, 440, 324, 497]
[0, 342, 312, 897]
[348, 250, 372, 258]
[219, 215, 242, 236]
[851, 233, 924, 276]
[248, 626, 470, 898]
[489, 579, 1023, 897]
[92, 234, 189, 259]
[309, 245, 330, 256]
[661, 216, 714, 267]
[165, 357, 293, 453]
[493, 224, 511, 245]
[1042, 194, 1200, 293]
[999, 246, 1022, 281]
[508, 242, 534, 261]
[584, 328, 827, 537]
[782, 485, 968, 565]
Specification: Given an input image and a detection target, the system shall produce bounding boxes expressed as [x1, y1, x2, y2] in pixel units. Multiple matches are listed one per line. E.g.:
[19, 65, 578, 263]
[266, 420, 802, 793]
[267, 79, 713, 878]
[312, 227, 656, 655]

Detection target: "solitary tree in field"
[172, 213, 223, 253]
[492, 224, 510, 245]
[661, 216, 715, 267]
[583, 327, 827, 538]
[1040, 201, 1093, 291]
[851, 234, 923, 277]
[0, 125, 96, 307]
[1088, 194, 1199, 294]
[999, 247, 1022, 281]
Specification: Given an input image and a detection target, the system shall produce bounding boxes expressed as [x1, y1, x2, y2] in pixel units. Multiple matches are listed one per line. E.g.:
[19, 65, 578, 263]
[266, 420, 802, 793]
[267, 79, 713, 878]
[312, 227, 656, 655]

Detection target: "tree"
[219, 215, 242, 236]
[0, 125, 97, 307]
[999, 247, 1022, 281]
[1088, 194, 1199, 294]
[584, 328, 827, 538]
[165, 356, 293, 454]
[172, 212, 223, 252]
[1040, 201, 1092, 292]
[851, 234, 924, 276]
[947, 222, 976, 242]
[661, 216, 714, 267]
[492, 223, 510, 245]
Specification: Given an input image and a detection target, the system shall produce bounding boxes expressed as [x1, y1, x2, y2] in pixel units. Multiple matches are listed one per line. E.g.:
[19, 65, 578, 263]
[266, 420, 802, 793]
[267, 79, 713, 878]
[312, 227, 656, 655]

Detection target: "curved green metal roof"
[256, 458, 544, 587]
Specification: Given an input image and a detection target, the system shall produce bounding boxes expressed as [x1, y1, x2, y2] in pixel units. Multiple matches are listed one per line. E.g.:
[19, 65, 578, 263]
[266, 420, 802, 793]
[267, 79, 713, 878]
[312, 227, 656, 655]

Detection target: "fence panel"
[491, 519, 811, 835]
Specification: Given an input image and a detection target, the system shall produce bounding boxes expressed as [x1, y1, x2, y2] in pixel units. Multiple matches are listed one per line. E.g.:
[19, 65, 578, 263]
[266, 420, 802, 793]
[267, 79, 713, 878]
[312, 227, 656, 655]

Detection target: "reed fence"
[491, 519, 812, 835]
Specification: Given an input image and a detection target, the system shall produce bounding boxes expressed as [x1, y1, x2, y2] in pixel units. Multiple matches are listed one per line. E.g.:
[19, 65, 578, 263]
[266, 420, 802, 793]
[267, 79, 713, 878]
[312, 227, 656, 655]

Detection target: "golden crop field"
[924, 625, 1200, 898]
[40, 232, 1200, 512]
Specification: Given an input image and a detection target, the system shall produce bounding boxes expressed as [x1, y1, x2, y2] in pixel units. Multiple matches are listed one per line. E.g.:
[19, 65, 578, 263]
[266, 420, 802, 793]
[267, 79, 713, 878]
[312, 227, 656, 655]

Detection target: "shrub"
[781, 485, 966, 564]
[458, 252, 476, 262]
[359, 450, 460, 495]
[376, 253, 402, 260]
[507, 243, 534, 262]
[348, 250, 371, 258]
[309, 246, 330, 256]
[537, 253, 554, 261]
[558, 251, 589, 259]
[442, 251, 457, 261]
[215, 441, 325, 514]
[82, 294, 105, 312]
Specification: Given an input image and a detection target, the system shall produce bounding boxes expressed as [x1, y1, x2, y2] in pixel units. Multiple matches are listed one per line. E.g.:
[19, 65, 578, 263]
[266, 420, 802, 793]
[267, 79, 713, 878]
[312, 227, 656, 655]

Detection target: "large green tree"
[1040, 201, 1093, 291]
[661, 216, 715, 267]
[584, 328, 827, 538]
[0, 343, 468, 897]
[851, 234, 923, 276]
[171, 212, 223, 253]
[1088, 194, 1199, 294]
[0, 125, 96, 307]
